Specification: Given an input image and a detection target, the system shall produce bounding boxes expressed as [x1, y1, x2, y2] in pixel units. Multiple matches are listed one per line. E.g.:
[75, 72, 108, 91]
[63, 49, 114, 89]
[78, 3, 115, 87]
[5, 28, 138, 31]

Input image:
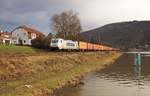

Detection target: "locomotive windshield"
[67, 42, 75, 46]
[52, 40, 58, 43]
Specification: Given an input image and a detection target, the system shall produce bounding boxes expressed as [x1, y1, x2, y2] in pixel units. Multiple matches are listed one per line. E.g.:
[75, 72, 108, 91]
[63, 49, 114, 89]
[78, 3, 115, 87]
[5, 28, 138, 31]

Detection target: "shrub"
[31, 36, 45, 49]
[31, 33, 53, 49]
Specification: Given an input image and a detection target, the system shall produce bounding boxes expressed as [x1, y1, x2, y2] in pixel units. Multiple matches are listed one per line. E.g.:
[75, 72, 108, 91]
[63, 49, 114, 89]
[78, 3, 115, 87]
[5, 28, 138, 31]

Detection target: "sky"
[1, 0, 150, 35]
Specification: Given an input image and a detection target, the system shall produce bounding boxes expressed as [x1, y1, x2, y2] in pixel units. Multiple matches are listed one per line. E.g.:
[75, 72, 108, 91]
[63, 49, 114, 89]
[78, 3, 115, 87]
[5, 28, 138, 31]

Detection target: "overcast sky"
[1, 0, 150, 35]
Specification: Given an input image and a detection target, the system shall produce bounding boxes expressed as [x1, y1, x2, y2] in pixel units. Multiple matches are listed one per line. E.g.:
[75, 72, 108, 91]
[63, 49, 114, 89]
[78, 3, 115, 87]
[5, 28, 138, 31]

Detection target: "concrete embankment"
[0, 51, 122, 96]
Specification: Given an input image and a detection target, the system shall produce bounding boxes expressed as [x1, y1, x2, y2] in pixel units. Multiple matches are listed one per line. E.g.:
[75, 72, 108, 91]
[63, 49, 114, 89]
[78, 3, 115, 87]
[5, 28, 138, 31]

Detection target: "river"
[55, 53, 150, 96]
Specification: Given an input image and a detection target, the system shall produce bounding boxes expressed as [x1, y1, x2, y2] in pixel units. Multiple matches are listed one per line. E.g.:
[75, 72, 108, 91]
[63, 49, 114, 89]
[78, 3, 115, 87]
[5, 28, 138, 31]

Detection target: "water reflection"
[56, 54, 150, 96]
[133, 66, 141, 76]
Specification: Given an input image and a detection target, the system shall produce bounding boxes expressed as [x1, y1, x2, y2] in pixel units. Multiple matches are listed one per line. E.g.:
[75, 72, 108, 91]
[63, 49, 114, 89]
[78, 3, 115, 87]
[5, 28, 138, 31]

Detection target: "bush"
[31, 33, 53, 49]
[31, 36, 45, 49]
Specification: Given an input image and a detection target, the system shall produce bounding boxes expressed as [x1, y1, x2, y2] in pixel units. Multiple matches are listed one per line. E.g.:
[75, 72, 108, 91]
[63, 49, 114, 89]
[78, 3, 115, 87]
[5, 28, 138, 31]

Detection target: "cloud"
[1, 0, 150, 34]
[0, 0, 51, 33]
[2, 0, 51, 14]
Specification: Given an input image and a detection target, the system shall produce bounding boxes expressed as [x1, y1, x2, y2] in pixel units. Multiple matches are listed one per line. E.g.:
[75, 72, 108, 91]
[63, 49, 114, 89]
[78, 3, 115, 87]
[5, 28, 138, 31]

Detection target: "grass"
[0, 45, 42, 54]
[0, 52, 122, 96]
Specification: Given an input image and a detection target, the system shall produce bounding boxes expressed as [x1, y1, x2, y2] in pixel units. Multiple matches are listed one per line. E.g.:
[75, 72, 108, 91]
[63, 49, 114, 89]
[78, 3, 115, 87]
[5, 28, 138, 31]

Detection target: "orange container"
[99, 45, 103, 51]
[96, 45, 100, 50]
[93, 44, 95, 50]
[93, 44, 99, 50]
[87, 43, 93, 50]
[79, 41, 87, 50]
[97, 45, 101, 50]
[102, 46, 107, 51]
[93, 44, 96, 50]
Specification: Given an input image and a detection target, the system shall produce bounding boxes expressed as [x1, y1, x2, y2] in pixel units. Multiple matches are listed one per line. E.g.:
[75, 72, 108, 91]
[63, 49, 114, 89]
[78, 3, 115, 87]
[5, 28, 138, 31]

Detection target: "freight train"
[50, 38, 118, 51]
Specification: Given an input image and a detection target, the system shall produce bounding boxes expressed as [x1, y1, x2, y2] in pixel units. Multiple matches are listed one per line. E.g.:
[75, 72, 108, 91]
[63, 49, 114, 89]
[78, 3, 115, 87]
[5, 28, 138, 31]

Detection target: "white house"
[0, 31, 12, 45]
[11, 26, 45, 45]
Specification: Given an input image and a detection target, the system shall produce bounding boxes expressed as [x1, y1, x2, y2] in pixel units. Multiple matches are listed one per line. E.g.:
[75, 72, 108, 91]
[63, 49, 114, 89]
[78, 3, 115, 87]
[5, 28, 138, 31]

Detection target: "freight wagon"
[79, 41, 87, 50]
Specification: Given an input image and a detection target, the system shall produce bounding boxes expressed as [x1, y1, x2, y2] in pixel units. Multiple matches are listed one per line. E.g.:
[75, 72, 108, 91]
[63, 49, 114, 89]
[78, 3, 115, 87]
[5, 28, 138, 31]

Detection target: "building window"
[31, 33, 36, 39]
[24, 33, 26, 36]
[24, 40, 26, 43]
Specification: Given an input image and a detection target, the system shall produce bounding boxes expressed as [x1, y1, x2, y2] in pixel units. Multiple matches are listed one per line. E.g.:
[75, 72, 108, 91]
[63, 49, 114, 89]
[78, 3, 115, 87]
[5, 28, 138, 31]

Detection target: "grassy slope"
[0, 46, 121, 96]
[0, 45, 42, 54]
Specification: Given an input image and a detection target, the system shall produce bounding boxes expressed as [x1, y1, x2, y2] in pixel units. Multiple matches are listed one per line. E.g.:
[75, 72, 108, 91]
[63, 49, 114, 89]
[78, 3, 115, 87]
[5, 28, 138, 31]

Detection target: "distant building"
[11, 25, 45, 45]
[0, 31, 12, 45]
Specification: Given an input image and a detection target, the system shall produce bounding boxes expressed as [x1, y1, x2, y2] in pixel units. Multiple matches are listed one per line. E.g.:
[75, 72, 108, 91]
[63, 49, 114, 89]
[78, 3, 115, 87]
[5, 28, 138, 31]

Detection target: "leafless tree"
[51, 10, 82, 40]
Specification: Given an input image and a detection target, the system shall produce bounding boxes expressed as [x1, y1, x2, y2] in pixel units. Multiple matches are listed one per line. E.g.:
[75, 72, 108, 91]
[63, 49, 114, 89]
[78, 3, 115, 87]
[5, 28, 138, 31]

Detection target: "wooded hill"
[80, 21, 150, 50]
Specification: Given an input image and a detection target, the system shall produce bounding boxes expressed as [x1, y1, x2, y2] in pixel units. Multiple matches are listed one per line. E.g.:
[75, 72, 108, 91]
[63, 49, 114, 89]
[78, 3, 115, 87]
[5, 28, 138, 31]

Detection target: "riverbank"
[0, 48, 121, 96]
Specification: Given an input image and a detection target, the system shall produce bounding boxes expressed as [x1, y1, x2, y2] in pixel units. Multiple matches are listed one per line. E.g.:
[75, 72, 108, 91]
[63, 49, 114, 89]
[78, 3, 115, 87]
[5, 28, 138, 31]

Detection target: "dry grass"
[0, 51, 121, 96]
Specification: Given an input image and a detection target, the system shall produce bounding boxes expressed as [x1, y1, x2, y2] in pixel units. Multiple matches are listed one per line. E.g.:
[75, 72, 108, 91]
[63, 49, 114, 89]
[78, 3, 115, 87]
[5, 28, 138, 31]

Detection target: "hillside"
[80, 21, 150, 50]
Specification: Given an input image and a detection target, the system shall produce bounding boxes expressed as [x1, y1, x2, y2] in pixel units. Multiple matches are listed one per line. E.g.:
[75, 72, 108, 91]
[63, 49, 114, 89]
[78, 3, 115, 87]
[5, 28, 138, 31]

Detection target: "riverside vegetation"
[0, 45, 121, 96]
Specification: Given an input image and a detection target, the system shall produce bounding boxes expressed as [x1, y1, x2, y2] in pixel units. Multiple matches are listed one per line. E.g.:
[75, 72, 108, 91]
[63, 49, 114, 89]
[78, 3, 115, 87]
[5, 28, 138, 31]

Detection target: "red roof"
[0, 32, 11, 36]
[0, 32, 11, 39]
[13, 25, 45, 39]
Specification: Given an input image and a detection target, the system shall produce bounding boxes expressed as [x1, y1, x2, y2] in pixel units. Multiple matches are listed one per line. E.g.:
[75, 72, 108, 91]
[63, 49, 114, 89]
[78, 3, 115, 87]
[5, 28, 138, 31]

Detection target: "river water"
[56, 53, 150, 96]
